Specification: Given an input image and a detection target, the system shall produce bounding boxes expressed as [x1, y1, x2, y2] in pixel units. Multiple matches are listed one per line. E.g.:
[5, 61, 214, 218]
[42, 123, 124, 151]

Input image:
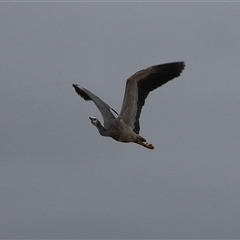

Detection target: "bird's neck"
[96, 121, 108, 136]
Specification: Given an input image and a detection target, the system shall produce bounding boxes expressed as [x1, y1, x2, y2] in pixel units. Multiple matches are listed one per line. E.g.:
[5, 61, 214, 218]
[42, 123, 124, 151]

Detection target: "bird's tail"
[137, 135, 146, 142]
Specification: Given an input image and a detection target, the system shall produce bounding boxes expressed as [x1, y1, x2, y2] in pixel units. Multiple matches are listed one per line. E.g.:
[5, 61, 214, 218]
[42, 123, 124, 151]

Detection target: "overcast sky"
[1, 2, 240, 239]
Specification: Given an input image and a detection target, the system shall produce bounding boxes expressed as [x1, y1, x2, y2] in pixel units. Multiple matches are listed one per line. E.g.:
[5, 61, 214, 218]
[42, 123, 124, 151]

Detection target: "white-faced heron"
[73, 61, 185, 149]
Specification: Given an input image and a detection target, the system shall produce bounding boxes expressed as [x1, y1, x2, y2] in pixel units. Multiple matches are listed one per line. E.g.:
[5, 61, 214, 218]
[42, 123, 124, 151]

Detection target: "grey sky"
[1, 2, 240, 239]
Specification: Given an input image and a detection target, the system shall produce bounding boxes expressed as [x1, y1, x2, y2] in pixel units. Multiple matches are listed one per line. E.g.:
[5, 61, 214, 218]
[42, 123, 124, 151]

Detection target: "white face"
[89, 116, 98, 126]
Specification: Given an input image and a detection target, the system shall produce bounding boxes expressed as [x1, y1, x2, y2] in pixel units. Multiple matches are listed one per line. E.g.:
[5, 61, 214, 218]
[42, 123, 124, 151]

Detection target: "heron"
[73, 61, 185, 149]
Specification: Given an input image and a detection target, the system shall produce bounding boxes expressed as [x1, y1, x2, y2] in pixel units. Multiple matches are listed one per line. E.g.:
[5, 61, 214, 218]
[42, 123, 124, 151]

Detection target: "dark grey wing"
[119, 62, 185, 134]
[72, 84, 116, 124]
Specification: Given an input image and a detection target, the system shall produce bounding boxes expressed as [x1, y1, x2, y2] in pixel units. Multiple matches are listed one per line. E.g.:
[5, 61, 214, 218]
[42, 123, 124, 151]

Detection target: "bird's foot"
[136, 140, 154, 149]
[144, 142, 154, 149]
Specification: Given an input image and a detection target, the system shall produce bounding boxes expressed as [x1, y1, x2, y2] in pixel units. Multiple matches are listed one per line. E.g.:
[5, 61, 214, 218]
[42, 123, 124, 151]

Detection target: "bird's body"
[89, 115, 150, 148]
[100, 118, 143, 143]
[73, 61, 185, 149]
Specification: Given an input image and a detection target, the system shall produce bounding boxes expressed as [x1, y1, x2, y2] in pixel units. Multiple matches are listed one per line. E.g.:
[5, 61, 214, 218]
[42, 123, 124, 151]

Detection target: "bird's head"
[89, 116, 98, 126]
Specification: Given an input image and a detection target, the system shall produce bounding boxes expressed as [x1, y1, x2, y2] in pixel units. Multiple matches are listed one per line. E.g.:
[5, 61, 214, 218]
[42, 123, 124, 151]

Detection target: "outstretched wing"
[72, 84, 116, 124]
[119, 62, 185, 134]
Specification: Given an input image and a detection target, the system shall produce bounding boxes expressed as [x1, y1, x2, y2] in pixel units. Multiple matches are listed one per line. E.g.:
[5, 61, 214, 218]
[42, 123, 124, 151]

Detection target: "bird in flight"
[73, 61, 185, 149]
